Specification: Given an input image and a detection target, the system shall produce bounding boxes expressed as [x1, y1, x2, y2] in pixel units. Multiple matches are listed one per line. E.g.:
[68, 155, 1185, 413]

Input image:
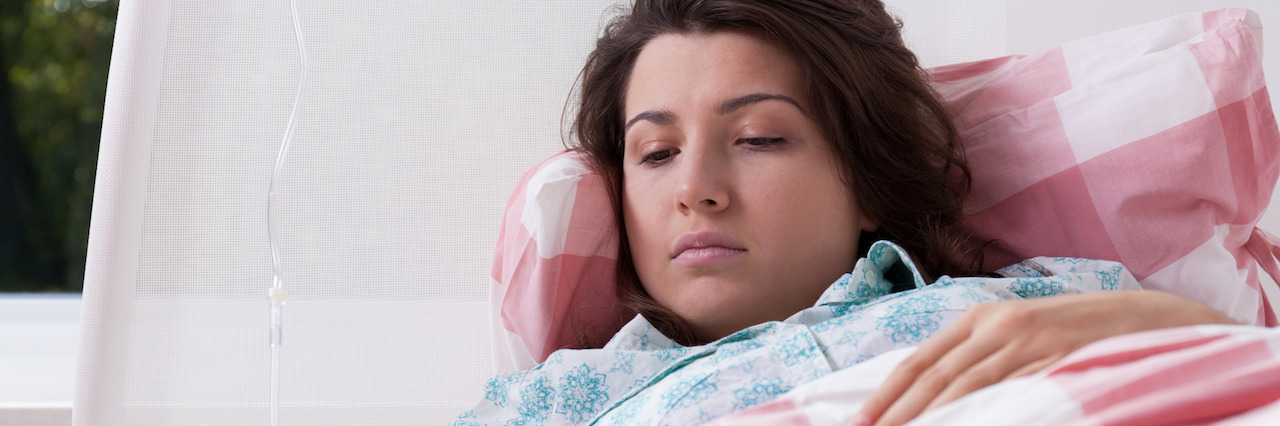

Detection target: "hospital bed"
[77, 1, 1280, 424]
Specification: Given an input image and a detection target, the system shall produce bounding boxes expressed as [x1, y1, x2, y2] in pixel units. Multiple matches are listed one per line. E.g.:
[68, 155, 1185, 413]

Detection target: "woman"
[457, 0, 1236, 424]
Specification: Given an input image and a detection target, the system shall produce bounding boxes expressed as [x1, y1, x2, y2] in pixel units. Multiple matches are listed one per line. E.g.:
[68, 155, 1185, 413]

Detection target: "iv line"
[268, 0, 307, 424]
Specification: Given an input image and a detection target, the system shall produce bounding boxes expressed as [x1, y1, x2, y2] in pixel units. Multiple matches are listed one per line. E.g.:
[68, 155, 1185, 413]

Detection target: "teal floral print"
[556, 364, 610, 423]
[456, 241, 1140, 425]
[876, 293, 947, 344]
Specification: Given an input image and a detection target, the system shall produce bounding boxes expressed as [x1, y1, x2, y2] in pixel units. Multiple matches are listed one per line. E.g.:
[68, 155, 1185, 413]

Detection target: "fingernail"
[847, 413, 871, 426]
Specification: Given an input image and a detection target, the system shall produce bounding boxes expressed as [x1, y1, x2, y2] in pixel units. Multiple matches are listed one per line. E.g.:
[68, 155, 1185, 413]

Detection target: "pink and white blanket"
[713, 325, 1280, 425]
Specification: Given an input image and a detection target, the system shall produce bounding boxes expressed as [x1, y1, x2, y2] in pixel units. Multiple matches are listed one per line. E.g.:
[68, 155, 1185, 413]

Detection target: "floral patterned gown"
[454, 240, 1138, 425]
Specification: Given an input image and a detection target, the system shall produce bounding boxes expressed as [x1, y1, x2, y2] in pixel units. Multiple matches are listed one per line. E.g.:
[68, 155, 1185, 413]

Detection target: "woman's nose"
[675, 149, 730, 215]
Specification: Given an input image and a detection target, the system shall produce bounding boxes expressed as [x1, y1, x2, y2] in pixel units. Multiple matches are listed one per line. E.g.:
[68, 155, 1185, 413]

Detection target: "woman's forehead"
[623, 31, 809, 120]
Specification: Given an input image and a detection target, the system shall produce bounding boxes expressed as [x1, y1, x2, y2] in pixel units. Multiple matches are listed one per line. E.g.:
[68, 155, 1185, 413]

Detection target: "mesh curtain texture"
[78, 0, 1280, 425]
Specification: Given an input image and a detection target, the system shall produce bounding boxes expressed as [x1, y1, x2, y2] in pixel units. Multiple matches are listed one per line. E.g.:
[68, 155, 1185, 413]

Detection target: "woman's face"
[622, 31, 876, 341]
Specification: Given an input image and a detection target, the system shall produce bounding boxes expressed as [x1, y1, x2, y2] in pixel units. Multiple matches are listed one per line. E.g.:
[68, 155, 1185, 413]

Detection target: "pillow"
[489, 8, 1280, 373]
[489, 151, 632, 374]
[933, 8, 1279, 327]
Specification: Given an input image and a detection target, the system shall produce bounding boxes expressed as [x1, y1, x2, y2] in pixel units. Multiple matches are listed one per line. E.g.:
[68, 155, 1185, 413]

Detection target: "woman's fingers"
[871, 335, 1012, 425]
[854, 308, 978, 424]
[921, 344, 1048, 413]
[1004, 355, 1059, 380]
[862, 305, 1012, 426]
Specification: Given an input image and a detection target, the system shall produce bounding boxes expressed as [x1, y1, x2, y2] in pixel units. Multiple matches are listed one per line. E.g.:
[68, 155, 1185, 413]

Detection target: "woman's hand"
[851, 290, 1238, 426]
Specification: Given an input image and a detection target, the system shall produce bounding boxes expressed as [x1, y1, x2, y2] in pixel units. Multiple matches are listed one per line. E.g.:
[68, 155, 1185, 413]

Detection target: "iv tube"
[268, 0, 307, 424]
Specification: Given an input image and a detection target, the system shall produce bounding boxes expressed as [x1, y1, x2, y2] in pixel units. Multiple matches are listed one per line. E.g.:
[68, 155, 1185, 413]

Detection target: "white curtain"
[78, 1, 1280, 425]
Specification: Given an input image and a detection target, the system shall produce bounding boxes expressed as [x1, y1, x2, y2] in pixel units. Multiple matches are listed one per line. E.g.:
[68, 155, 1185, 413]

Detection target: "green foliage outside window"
[1, 0, 117, 292]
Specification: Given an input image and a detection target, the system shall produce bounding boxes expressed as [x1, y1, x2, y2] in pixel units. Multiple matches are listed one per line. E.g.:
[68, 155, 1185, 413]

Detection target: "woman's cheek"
[623, 180, 665, 270]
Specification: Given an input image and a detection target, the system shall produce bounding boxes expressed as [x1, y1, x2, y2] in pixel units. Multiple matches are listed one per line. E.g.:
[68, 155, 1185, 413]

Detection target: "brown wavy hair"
[571, 0, 978, 345]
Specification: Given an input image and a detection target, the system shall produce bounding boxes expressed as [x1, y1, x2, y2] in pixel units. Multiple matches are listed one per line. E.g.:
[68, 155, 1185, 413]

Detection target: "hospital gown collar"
[814, 240, 927, 307]
[605, 240, 927, 351]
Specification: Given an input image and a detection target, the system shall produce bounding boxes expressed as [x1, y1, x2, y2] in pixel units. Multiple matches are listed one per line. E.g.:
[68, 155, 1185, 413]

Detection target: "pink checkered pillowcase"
[488, 151, 633, 373]
[490, 8, 1280, 372]
[936, 7, 1280, 327]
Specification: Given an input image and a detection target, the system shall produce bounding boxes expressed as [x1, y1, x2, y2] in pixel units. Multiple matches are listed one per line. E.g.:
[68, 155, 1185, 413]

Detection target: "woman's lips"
[671, 231, 747, 266]
[674, 246, 747, 265]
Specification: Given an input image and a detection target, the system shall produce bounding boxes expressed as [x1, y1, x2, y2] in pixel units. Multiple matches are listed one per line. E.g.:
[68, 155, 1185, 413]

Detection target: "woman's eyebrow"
[624, 93, 801, 132]
[716, 93, 804, 115]
[625, 110, 676, 132]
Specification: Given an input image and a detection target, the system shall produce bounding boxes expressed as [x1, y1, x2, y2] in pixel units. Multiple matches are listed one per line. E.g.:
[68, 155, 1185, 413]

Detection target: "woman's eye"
[739, 137, 786, 148]
[640, 149, 676, 165]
